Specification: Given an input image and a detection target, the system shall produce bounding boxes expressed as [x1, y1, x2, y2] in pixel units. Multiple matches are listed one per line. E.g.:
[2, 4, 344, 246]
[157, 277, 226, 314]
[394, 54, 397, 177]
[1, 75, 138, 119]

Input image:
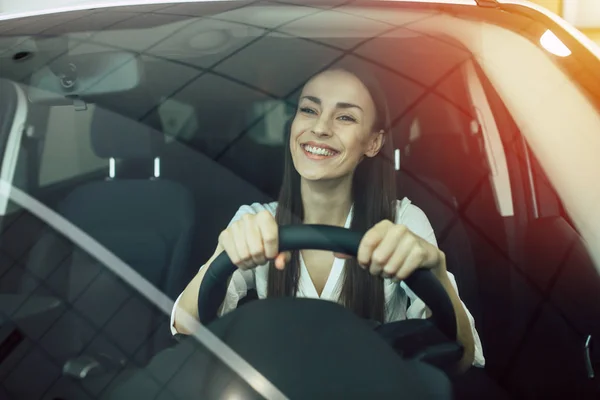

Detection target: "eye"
[338, 114, 357, 123]
[299, 106, 317, 115]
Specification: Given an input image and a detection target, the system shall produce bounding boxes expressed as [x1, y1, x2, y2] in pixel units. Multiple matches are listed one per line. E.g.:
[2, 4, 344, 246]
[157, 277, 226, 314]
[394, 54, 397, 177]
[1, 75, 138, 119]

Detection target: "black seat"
[59, 106, 195, 300]
[398, 171, 482, 326]
[158, 108, 277, 282]
[22, 107, 196, 383]
[394, 112, 482, 327]
[219, 100, 291, 200]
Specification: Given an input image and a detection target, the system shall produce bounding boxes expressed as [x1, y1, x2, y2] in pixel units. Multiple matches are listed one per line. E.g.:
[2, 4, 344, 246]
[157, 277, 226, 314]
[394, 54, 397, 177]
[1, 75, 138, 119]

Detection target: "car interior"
[0, 2, 598, 399]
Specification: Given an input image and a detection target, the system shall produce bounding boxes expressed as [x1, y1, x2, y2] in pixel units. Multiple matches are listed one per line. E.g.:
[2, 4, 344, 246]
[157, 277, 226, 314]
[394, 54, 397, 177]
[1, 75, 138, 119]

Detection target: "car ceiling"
[0, 1, 477, 136]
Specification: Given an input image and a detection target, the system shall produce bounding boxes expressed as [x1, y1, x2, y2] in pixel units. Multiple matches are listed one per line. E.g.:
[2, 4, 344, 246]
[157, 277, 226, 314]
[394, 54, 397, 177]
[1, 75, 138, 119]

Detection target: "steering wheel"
[197, 225, 458, 342]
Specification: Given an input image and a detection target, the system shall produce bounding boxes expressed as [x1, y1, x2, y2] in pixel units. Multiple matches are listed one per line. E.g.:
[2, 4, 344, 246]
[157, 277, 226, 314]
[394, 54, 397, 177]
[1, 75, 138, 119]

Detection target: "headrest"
[91, 107, 164, 159]
[245, 100, 294, 146]
[394, 95, 471, 157]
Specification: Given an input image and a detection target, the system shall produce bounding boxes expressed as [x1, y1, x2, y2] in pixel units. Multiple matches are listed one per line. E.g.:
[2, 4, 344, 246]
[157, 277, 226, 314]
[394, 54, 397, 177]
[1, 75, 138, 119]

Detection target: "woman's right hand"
[218, 210, 290, 270]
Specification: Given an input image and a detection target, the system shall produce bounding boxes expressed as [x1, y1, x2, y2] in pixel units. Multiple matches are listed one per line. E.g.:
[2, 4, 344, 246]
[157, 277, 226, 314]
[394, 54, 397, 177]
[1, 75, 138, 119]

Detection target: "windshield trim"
[0, 0, 479, 22]
[497, 0, 600, 61]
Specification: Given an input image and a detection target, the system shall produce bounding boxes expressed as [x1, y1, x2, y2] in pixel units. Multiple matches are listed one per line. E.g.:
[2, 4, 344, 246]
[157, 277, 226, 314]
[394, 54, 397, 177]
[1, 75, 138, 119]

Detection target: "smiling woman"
[291, 68, 384, 180]
[172, 61, 484, 376]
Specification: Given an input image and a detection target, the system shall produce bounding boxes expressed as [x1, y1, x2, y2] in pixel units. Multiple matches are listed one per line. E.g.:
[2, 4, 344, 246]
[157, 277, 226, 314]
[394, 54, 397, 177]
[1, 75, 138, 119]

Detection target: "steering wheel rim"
[197, 225, 457, 341]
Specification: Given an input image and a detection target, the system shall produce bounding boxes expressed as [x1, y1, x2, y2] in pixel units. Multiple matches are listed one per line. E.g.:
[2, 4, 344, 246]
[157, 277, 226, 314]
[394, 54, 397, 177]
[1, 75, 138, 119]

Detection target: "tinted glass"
[0, 1, 599, 399]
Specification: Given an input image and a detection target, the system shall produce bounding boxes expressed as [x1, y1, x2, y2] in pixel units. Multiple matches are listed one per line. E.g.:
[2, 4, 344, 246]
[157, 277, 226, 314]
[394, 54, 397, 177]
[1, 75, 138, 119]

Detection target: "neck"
[301, 176, 353, 226]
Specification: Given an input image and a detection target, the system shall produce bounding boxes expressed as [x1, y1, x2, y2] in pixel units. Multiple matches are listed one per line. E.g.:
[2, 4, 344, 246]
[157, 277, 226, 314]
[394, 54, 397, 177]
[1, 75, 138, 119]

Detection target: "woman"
[172, 62, 485, 372]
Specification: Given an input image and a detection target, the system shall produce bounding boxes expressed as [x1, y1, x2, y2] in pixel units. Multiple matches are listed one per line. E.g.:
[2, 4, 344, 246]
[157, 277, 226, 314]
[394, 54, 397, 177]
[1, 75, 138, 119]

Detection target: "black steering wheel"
[198, 225, 458, 343]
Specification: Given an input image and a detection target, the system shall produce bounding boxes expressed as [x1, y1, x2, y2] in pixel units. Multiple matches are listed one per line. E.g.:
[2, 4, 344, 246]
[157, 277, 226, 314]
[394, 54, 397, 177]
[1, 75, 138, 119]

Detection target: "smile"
[301, 144, 340, 158]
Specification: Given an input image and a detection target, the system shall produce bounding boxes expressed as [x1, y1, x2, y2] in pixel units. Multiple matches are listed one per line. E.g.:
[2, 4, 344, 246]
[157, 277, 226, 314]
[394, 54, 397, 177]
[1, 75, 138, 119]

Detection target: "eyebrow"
[301, 95, 363, 112]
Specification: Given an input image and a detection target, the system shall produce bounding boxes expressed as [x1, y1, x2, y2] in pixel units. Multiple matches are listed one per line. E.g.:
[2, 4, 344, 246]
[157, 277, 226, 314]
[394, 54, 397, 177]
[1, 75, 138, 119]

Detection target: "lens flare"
[540, 30, 572, 57]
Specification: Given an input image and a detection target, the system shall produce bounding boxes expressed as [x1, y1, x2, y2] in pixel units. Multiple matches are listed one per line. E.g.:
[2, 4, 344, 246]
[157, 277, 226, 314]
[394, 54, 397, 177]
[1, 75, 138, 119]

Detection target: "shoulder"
[227, 202, 278, 226]
[394, 198, 428, 226]
[394, 198, 437, 247]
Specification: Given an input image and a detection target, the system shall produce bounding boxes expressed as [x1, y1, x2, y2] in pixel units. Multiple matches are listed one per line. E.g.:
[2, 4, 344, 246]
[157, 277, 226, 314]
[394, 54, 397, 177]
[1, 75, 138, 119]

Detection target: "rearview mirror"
[27, 51, 142, 103]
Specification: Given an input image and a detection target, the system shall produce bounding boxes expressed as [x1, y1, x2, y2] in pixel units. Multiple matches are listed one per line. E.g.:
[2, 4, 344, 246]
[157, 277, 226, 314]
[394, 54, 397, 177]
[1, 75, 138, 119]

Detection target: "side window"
[526, 146, 562, 219]
[474, 42, 600, 397]
[39, 104, 107, 187]
[464, 61, 514, 218]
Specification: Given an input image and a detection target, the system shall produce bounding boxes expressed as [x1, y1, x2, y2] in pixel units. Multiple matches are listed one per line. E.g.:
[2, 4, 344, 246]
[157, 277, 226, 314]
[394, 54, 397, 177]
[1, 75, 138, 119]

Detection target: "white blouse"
[171, 198, 485, 367]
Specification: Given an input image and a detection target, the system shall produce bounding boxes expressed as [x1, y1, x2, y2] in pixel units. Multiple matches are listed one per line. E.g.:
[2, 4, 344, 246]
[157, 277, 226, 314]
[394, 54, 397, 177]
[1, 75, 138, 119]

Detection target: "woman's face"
[290, 69, 384, 182]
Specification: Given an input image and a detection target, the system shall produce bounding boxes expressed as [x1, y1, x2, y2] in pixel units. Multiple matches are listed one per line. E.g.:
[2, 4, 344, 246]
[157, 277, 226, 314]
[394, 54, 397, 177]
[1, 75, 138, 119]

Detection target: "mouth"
[301, 143, 340, 160]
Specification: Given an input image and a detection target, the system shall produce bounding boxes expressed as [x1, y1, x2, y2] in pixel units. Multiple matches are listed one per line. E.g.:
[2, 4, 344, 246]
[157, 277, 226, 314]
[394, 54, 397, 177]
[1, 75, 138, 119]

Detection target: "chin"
[292, 156, 351, 182]
[297, 169, 329, 181]
[297, 166, 350, 183]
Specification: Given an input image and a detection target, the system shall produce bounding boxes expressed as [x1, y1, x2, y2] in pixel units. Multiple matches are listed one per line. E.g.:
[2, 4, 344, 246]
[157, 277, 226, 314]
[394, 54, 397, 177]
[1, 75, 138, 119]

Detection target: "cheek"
[341, 132, 370, 158]
[289, 121, 301, 152]
[290, 118, 309, 145]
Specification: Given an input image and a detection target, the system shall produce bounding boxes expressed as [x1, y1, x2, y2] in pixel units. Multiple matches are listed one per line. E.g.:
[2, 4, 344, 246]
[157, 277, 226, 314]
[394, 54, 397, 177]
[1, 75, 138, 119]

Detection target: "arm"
[172, 203, 282, 335]
[399, 202, 483, 371]
[361, 202, 484, 372]
[431, 253, 476, 373]
[402, 254, 483, 372]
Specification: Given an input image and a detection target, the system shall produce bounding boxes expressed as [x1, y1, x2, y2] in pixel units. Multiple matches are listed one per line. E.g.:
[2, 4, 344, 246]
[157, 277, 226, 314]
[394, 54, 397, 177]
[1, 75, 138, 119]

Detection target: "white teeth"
[304, 145, 336, 156]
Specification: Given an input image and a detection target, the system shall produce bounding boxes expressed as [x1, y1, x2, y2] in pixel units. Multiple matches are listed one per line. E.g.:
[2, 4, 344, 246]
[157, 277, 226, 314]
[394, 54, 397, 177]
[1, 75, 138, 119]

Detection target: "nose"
[311, 115, 333, 138]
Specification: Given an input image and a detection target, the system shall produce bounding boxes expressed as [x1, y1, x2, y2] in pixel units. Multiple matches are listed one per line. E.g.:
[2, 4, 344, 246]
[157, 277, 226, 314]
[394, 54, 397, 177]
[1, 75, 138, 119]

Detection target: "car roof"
[0, 0, 481, 22]
[0, 0, 597, 73]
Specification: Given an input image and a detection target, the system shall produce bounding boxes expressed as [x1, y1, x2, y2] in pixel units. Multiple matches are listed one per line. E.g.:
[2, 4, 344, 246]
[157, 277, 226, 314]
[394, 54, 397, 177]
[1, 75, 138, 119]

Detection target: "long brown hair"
[267, 61, 397, 323]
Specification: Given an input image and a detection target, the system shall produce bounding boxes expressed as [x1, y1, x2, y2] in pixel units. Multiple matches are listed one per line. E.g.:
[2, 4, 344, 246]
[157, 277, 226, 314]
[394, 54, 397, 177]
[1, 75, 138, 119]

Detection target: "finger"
[243, 215, 267, 266]
[381, 228, 415, 276]
[230, 222, 253, 269]
[219, 228, 244, 268]
[274, 252, 291, 270]
[357, 225, 386, 268]
[257, 210, 279, 259]
[370, 225, 407, 276]
[394, 245, 427, 281]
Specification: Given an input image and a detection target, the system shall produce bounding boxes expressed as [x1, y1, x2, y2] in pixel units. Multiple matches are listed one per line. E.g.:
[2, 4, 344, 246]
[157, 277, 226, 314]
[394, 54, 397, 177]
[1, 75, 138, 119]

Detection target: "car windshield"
[0, 1, 599, 399]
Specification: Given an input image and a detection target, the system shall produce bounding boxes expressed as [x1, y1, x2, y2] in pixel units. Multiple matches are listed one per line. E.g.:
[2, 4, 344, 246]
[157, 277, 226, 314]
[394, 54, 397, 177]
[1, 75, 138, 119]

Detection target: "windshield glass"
[0, 1, 599, 399]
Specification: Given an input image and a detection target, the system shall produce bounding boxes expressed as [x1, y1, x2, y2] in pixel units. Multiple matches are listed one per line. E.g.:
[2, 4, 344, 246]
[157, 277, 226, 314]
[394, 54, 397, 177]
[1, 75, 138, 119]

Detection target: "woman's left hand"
[351, 220, 446, 281]
[338, 220, 476, 371]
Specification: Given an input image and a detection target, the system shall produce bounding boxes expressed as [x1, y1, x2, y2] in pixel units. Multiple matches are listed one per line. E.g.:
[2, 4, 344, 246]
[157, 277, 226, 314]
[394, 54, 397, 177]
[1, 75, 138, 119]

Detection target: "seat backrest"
[221, 99, 292, 200]
[398, 171, 482, 325]
[20, 107, 195, 369]
[59, 107, 195, 300]
[395, 113, 482, 326]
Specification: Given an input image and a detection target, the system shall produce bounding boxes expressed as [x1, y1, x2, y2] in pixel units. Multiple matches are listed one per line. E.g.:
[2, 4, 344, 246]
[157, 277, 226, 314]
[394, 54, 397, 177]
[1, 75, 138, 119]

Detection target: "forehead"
[301, 70, 375, 110]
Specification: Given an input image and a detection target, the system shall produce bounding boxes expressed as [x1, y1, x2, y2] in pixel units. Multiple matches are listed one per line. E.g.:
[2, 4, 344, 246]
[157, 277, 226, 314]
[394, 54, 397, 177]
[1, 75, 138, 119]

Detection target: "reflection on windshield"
[0, 1, 599, 399]
[0, 182, 285, 399]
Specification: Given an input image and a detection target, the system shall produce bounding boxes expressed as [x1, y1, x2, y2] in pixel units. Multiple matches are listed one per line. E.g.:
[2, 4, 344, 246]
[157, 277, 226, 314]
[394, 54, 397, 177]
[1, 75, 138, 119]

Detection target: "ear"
[364, 130, 385, 158]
